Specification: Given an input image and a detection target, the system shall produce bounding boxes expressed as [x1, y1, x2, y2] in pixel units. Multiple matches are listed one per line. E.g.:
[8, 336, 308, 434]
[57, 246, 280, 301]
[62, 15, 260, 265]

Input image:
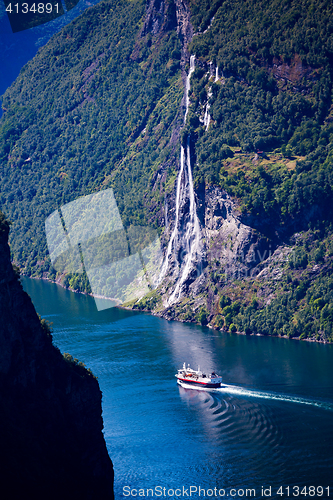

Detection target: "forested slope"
[188, 0, 333, 228]
[1, 0, 333, 341]
[0, 0, 183, 290]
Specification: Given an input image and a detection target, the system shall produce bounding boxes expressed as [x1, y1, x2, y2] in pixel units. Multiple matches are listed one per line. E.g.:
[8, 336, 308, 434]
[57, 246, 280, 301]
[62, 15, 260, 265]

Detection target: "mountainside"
[1, 0, 333, 342]
[0, 0, 103, 107]
[0, 212, 114, 498]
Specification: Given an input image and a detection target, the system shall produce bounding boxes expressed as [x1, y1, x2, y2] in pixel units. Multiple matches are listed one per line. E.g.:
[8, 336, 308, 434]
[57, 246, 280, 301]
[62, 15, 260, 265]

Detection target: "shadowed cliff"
[0, 212, 114, 499]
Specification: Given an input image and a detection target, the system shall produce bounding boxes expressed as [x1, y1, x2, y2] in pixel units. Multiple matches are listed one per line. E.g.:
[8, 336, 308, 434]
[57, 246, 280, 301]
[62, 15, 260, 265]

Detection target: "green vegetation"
[187, 0, 333, 233]
[1, 0, 333, 341]
[204, 228, 333, 342]
[0, 210, 11, 234]
[38, 315, 53, 339]
[0, 0, 182, 287]
[196, 306, 208, 326]
[179, 0, 333, 341]
[63, 352, 96, 378]
[130, 289, 162, 311]
[216, 149, 333, 237]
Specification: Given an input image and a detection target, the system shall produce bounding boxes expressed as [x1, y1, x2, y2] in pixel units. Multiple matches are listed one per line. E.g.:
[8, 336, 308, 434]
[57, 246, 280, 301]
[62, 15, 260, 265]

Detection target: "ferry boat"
[176, 363, 223, 388]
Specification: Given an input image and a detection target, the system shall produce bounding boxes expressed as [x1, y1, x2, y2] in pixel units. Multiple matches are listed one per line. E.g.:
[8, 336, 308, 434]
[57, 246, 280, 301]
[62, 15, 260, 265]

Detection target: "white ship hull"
[176, 363, 222, 389]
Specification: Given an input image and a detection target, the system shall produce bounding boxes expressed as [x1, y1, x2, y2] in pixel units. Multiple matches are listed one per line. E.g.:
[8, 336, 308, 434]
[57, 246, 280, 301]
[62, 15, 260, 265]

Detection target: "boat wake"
[177, 381, 333, 412]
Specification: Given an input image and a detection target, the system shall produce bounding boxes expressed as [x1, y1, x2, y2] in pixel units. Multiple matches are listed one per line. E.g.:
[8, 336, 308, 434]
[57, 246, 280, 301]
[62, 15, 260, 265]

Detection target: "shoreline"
[22, 275, 121, 304]
[22, 275, 332, 345]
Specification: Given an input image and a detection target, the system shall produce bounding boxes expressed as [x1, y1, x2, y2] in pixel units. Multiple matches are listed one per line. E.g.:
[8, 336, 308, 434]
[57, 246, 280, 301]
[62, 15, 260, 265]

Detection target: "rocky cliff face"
[203, 185, 271, 281]
[136, 1, 272, 316]
[137, 2, 292, 325]
[0, 215, 114, 499]
[156, 183, 273, 319]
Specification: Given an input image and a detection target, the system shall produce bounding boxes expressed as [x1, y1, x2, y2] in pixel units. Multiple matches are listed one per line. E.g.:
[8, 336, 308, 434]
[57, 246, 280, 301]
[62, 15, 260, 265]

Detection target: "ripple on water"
[22, 277, 333, 496]
[177, 382, 322, 476]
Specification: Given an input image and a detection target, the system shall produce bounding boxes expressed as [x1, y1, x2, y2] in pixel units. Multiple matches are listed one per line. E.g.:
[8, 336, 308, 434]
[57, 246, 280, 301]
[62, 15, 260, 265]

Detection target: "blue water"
[22, 278, 333, 499]
[0, 0, 103, 113]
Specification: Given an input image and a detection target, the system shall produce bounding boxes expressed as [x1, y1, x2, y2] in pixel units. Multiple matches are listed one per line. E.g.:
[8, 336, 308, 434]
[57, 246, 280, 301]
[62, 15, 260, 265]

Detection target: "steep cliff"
[138, 0, 333, 343]
[0, 213, 114, 498]
[1, 0, 333, 342]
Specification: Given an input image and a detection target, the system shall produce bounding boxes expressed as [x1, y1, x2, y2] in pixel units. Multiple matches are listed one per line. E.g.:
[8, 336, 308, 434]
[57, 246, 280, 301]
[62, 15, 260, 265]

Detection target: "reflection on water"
[22, 277, 333, 499]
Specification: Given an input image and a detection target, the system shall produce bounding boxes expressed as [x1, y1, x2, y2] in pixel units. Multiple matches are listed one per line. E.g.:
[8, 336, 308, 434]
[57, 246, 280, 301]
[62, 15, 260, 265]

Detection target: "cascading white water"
[204, 64, 218, 131]
[159, 56, 197, 288]
[159, 56, 202, 305]
[209, 61, 214, 78]
[158, 146, 185, 281]
[169, 132, 202, 303]
[203, 86, 212, 131]
[168, 55, 203, 304]
[184, 55, 195, 122]
[203, 106, 211, 130]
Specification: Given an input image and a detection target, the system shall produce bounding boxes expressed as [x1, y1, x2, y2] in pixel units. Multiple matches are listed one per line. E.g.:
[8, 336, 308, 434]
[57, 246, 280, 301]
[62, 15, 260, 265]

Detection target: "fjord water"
[23, 278, 333, 498]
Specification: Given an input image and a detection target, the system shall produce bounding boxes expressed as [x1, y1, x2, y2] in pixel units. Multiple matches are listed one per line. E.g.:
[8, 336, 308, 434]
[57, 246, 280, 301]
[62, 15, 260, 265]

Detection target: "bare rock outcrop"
[204, 185, 270, 281]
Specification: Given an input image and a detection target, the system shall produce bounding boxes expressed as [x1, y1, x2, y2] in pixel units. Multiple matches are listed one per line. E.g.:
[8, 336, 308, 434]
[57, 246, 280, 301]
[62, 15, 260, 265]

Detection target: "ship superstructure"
[176, 363, 222, 388]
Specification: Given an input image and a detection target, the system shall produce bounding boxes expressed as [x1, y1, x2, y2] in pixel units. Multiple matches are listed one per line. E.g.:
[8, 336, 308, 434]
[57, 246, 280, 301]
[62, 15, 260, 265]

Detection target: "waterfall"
[203, 86, 212, 131]
[169, 132, 202, 304]
[204, 63, 216, 131]
[159, 56, 196, 287]
[203, 106, 211, 130]
[184, 55, 195, 122]
[209, 61, 214, 78]
[158, 146, 185, 281]
[158, 55, 202, 305]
